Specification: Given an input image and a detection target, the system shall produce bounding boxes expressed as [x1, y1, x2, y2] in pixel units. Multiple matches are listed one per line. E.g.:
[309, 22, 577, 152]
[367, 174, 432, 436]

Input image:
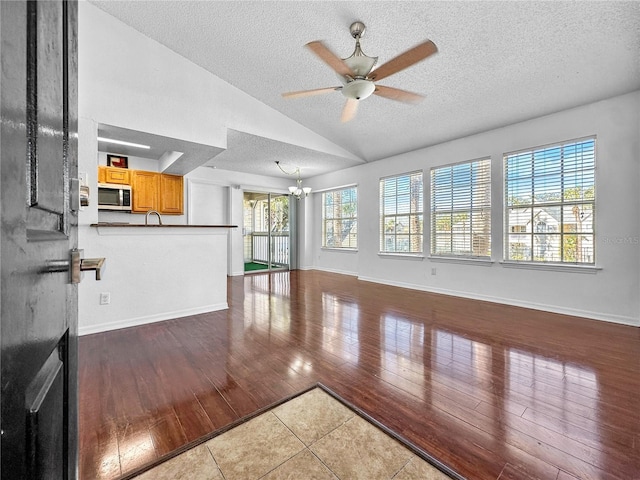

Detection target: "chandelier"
[275, 161, 312, 199]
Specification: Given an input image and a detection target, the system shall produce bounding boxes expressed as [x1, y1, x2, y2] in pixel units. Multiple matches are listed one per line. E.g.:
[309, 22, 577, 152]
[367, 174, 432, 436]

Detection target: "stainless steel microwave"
[97, 183, 132, 211]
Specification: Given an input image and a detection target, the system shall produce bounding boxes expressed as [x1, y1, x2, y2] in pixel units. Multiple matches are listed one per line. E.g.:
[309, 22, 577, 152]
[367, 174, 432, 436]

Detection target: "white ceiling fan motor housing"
[341, 79, 376, 100]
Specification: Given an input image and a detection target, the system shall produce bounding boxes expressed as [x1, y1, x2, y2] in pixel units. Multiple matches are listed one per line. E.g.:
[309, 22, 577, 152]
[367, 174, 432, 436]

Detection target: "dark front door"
[1, 1, 78, 479]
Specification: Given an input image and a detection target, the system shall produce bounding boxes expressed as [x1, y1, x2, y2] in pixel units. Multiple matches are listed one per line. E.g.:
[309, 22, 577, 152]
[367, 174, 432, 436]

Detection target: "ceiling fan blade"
[341, 98, 359, 123]
[374, 85, 424, 104]
[368, 40, 437, 82]
[306, 41, 355, 78]
[282, 86, 341, 99]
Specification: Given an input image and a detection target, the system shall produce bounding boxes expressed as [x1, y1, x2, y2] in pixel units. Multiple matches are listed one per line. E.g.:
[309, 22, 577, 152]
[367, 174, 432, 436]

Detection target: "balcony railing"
[245, 232, 289, 267]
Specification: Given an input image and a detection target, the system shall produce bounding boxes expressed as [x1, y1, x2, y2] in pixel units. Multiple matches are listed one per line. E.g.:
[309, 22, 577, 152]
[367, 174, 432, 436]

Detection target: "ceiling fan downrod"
[340, 21, 377, 101]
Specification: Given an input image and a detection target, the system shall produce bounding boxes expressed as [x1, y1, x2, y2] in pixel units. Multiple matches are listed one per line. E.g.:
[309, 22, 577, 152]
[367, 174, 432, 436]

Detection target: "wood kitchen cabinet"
[159, 174, 184, 214]
[131, 170, 159, 213]
[130, 170, 183, 214]
[98, 165, 130, 185]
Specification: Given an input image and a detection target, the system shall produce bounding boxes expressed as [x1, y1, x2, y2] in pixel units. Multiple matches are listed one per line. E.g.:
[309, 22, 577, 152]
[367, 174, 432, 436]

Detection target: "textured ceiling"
[97, 124, 225, 175]
[207, 130, 365, 178]
[89, 1, 640, 178]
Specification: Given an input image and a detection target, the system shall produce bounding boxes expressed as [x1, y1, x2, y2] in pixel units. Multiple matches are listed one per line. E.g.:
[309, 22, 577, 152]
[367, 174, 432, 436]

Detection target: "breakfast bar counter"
[91, 223, 237, 228]
[79, 223, 237, 335]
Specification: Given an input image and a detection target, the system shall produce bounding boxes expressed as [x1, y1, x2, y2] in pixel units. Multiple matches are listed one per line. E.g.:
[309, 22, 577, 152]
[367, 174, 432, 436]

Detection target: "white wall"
[77, 3, 306, 333]
[185, 167, 294, 276]
[306, 92, 640, 326]
[78, 227, 230, 336]
[187, 180, 229, 226]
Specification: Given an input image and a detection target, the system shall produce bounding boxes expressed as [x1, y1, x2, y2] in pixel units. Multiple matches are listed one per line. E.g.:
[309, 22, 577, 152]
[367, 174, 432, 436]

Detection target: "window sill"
[321, 247, 358, 253]
[429, 256, 494, 266]
[500, 261, 601, 274]
[378, 252, 425, 260]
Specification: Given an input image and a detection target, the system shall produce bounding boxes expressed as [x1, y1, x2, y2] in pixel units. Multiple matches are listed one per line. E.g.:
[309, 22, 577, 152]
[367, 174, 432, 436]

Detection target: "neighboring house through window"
[322, 186, 358, 249]
[380, 171, 423, 253]
[504, 137, 596, 264]
[430, 158, 491, 257]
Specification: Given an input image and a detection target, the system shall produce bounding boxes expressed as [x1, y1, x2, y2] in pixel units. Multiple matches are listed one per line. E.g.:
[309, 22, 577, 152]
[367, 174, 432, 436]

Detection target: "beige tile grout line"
[265, 408, 350, 480]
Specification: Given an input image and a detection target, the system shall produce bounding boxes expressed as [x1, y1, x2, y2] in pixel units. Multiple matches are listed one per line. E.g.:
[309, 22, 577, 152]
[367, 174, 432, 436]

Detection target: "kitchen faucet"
[145, 210, 163, 225]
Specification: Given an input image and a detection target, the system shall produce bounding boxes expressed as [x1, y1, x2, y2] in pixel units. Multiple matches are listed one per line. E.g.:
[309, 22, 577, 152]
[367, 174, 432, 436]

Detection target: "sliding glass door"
[243, 192, 291, 272]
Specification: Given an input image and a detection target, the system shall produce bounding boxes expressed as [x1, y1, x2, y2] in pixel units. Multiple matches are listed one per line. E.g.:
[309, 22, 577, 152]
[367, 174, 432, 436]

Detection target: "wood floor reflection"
[78, 270, 640, 480]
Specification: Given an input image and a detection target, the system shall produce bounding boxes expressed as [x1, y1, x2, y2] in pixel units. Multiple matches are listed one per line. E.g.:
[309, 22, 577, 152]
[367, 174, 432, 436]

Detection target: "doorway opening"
[243, 192, 291, 273]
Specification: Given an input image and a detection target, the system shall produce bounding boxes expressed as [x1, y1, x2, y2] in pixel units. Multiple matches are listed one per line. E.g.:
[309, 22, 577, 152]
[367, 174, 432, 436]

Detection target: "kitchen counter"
[91, 223, 237, 228]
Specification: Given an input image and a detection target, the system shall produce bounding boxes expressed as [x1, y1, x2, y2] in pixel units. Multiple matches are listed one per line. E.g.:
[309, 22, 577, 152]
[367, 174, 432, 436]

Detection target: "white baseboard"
[312, 265, 358, 277]
[78, 303, 229, 336]
[356, 275, 639, 327]
[228, 270, 245, 276]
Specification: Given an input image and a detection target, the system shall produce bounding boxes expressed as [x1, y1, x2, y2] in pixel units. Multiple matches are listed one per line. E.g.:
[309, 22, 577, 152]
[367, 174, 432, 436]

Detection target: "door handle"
[70, 249, 106, 282]
[81, 257, 106, 281]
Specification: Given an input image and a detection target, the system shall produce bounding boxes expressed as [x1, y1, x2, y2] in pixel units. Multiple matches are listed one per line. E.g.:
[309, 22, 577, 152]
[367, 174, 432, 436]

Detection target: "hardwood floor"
[78, 270, 640, 480]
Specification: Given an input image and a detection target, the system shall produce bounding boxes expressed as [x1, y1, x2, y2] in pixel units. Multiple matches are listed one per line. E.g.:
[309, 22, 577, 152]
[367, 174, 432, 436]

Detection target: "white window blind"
[504, 137, 595, 264]
[380, 171, 423, 253]
[431, 158, 491, 257]
[322, 187, 357, 249]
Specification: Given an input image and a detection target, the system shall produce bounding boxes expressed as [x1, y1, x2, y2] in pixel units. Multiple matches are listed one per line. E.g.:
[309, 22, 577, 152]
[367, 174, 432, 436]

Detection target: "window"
[431, 158, 491, 257]
[380, 171, 423, 253]
[322, 187, 357, 249]
[505, 137, 595, 264]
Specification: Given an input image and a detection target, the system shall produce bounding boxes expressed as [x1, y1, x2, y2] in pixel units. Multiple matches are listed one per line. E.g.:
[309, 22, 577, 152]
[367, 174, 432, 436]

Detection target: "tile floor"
[132, 387, 454, 480]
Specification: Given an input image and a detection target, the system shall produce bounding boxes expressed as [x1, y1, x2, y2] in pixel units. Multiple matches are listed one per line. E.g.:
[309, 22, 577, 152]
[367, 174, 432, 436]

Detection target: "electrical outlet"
[99, 292, 110, 305]
[431, 268, 437, 276]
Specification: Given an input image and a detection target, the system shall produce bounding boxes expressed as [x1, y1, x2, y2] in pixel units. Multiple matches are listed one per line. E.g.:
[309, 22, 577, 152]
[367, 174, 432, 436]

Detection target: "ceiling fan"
[282, 21, 438, 122]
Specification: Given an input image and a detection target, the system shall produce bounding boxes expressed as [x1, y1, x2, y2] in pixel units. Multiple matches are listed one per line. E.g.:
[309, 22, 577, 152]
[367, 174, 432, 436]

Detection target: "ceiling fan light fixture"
[283, 20, 437, 122]
[341, 79, 376, 100]
[343, 45, 377, 78]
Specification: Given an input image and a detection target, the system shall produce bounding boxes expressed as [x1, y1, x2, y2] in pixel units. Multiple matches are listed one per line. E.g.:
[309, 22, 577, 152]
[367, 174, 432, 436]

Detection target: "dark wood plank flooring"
[78, 270, 640, 480]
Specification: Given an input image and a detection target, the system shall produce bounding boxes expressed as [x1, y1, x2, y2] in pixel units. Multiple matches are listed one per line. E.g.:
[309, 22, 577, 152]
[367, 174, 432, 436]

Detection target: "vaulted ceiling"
[89, 1, 640, 177]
